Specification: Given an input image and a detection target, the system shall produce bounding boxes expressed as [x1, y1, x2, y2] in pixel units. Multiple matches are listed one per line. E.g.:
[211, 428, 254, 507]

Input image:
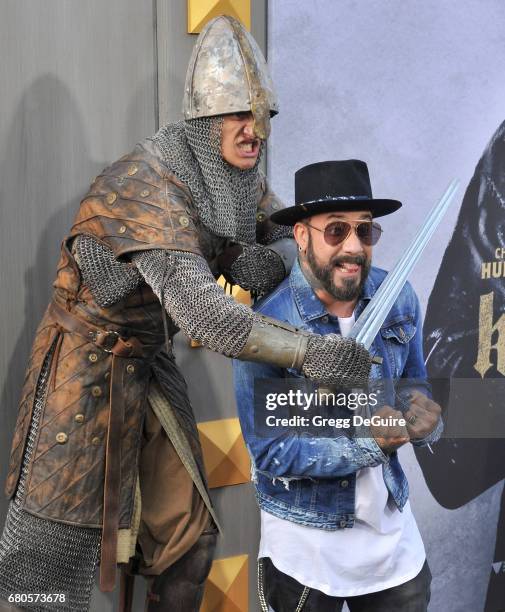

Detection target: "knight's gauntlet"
[238, 315, 310, 370]
[238, 316, 372, 386]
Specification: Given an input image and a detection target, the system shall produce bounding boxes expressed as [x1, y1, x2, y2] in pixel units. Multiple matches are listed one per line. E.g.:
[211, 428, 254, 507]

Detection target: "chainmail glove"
[218, 243, 286, 295]
[302, 333, 372, 386]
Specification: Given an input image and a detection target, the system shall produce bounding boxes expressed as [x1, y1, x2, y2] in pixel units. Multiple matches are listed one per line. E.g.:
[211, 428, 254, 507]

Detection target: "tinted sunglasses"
[305, 220, 383, 246]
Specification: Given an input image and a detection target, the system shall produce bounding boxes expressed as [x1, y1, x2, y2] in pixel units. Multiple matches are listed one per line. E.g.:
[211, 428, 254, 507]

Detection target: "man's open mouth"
[333, 257, 366, 275]
[335, 262, 361, 274]
[237, 139, 260, 157]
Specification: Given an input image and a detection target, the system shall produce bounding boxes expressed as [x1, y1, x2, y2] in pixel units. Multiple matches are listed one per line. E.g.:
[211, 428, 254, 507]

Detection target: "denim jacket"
[233, 259, 442, 530]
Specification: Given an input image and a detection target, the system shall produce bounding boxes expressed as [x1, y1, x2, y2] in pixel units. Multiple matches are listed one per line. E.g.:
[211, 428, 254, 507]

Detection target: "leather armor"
[4, 140, 282, 589]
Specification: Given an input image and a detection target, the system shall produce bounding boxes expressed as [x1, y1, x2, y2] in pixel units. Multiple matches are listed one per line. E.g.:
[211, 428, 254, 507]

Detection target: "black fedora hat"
[270, 160, 402, 226]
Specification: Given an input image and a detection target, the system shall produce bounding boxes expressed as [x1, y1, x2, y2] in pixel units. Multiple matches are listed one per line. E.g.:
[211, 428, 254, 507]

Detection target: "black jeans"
[259, 557, 432, 612]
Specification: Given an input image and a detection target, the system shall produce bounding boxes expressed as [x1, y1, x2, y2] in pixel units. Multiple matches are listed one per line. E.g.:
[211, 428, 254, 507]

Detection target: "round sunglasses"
[305, 220, 383, 246]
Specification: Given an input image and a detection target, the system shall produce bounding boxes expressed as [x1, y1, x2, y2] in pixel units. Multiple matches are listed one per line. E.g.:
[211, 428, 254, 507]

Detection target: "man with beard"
[0, 18, 373, 612]
[233, 160, 443, 612]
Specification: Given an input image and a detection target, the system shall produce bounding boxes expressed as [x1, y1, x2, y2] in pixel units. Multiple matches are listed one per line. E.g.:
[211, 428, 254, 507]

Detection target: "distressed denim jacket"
[233, 259, 442, 530]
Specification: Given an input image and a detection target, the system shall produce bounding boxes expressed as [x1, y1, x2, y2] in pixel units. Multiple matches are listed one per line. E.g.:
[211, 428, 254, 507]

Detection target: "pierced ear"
[293, 221, 308, 253]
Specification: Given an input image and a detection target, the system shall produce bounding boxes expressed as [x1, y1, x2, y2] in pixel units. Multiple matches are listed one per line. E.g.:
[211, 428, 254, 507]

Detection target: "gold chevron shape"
[188, 0, 251, 34]
[201, 554, 249, 612]
[198, 418, 250, 488]
[217, 275, 252, 305]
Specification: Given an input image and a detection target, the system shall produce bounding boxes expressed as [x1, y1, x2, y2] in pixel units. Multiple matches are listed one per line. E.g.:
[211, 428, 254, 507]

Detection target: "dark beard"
[305, 232, 371, 301]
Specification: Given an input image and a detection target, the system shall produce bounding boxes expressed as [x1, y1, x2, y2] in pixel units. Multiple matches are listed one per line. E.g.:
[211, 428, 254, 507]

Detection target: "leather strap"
[100, 355, 124, 592]
[48, 300, 149, 358]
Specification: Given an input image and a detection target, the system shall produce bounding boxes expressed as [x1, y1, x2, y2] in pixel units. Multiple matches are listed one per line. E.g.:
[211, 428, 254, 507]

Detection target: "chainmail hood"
[153, 118, 262, 243]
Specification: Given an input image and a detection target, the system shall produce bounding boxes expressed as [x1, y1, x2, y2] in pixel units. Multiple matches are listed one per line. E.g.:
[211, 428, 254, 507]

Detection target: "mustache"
[330, 254, 368, 267]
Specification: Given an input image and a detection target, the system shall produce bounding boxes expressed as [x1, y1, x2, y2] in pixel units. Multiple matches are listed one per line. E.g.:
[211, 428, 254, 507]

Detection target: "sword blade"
[349, 179, 460, 349]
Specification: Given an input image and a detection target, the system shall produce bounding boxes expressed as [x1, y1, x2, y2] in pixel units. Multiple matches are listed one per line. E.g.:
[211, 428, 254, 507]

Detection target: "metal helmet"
[182, 15, 278, 140]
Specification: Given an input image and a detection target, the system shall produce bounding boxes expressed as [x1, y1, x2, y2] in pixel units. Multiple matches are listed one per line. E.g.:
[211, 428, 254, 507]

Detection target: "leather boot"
[145, 528, 217, 612]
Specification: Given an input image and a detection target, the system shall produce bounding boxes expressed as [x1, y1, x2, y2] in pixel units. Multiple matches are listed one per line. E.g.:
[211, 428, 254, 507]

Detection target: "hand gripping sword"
[348, 180, 459, 452]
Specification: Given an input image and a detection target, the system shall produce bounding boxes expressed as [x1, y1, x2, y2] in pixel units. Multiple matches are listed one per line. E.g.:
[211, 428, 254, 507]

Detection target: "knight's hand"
[217, 242, 285, 294]
[217, 243, 244, 279]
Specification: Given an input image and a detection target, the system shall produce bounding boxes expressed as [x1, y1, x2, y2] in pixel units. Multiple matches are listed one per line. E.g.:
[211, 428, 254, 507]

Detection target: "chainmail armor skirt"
[0, 343, 101, 611]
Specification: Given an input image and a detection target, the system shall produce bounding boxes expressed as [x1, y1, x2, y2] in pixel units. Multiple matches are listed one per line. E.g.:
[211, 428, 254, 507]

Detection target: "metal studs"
[126, 364, 135, 374]
[256, 212, 266, 222]
[127, 164, 138, 176]
[74, 414, 85, 424]
[106, 192, 117, 205]
[91, 386, 102, 397]
[271, 202, 279, 210]
[340, 480, 349, 488]
[104, 371, 110, 380]
[140, 189, 150, 198]
[118, 225, 127, 234]
[56, 432, 68, 444]
[89, 353, 98, 363]
[179, 216, 190, 227]
[91, 436, 101, 446]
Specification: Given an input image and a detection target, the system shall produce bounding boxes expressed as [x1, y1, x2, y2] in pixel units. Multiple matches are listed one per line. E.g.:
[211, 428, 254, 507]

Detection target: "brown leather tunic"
[5, 142, 205, 522]
[4, 139, 282, 588]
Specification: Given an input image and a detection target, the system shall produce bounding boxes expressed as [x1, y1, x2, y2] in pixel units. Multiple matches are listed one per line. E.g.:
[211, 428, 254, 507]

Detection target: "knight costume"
[0, 15, 371, 612]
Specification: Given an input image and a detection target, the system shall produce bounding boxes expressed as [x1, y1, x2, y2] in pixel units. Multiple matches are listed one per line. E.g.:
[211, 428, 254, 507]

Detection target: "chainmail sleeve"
[72, 234, 141, 308]
[259, 224, 294, 246]
[70, 239, 371, 384]
[132, 249, 372, 385]
[132, 249, 255, 357]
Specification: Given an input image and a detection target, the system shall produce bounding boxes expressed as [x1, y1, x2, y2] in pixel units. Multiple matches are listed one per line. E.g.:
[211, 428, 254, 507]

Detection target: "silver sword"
[348, 180, 460, 451]
[349, 179, 460, 349]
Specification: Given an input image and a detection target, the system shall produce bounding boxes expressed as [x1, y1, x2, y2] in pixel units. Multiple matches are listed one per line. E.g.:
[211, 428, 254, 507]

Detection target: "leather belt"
[48, 300, 152, 359]
[48, 300, 158, 592]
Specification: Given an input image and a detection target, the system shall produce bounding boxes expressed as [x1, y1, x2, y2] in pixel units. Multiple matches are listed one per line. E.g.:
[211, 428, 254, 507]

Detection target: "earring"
[298, 245, 303, 252]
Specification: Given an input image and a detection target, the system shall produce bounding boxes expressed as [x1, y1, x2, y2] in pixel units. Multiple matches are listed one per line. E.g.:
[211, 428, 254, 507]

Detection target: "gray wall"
[267, 1, 505, 610]
[0, 2, 156, 610]
[0, 1, 266, 611]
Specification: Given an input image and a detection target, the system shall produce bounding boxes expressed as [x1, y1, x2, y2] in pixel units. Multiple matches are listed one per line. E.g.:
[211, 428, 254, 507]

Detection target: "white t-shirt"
[258, 313, 426, 597]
